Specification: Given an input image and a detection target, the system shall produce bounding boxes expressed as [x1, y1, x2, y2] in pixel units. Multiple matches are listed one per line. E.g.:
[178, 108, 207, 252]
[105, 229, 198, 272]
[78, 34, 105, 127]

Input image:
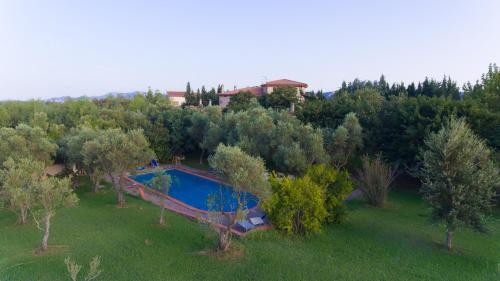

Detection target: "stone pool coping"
[124, 164, 270, 237]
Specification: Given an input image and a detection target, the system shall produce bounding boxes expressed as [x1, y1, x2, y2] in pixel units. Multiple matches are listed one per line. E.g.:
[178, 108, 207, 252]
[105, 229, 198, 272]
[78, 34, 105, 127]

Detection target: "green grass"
[1, 178, 499, 281]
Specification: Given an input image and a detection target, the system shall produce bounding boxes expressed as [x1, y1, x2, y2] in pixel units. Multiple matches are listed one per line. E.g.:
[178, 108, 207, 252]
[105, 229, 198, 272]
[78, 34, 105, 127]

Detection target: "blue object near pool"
[129, 169, 259, 212]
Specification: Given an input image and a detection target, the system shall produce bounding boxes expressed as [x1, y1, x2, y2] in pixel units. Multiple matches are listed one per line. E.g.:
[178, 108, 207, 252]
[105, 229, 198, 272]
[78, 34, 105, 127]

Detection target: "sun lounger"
[249, 217, 264, 226]
[235, 220, 254, 232]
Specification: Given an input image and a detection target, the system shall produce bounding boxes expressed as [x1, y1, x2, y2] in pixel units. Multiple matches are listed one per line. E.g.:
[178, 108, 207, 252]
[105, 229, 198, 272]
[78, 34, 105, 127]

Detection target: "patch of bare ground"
[33, 245, 69, 256]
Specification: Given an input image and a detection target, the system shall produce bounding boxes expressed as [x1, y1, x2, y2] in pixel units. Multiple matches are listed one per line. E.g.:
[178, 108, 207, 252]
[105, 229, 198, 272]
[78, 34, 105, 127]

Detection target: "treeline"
[0, 64, 498, 175]
[298, 64, 500, 169]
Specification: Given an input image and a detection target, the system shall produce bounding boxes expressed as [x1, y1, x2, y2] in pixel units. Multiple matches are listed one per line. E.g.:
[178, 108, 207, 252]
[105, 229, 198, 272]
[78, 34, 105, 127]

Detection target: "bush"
[305, 164, 353, 223]
[264, 173, 328, 235]
[355, 154, 395, 207]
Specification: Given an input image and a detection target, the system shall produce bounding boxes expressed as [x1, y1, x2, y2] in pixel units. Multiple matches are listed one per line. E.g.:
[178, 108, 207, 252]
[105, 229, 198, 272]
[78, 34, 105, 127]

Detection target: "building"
[218, 79, 308, 108]
[167, 79, 308, 107]
[166, 91, 186, 106]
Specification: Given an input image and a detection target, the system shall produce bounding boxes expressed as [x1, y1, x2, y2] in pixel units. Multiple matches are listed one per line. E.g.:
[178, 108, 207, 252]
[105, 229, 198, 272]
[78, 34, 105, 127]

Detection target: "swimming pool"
[129, 169, 259, 212]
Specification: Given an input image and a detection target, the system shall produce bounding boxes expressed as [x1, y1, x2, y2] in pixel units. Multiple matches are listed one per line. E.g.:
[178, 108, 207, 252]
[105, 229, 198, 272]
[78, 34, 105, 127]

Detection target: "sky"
[1, 0, 499, 100]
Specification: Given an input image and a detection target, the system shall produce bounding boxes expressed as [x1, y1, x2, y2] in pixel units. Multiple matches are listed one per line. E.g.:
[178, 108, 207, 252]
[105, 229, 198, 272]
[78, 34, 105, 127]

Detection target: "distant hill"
[46, 91, 146, 103]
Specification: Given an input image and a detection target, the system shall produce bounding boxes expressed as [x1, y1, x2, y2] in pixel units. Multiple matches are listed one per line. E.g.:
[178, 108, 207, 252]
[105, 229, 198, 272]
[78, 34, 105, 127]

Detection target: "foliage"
[305, 164, 353, 223]
[65, 256, 102, 281]
[83, 129, 154, 206]
[0, 124, 58, 166]
[419, 117, 499, 250]
[226, 91, 260, 112]
[61, 127, 98, 173]
[208, 144, 270, 251]
[324, 112, 363, 169]
[32, 176, 78, 251]
[147, 167, 171, 225]
[355, 154, 396, 207]
[272, 143, 308, 175]
[188, 106, 224, 163]
[261, 86, 299, 110]
[0, 157, 45, 224]
[264, 172, 328, 235]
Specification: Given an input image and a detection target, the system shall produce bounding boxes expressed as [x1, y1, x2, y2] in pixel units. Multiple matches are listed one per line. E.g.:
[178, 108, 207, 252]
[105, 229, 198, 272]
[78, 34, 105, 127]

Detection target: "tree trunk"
[159, 206, 165, 225]
[92, 174, 100, 193]
[111, 173, 125, 207]
[446, 230, 453, 251]
[19, 205, 28, 225]
[93, 181, 100, 193]
[117, 190, 125, 207]
[199, 149, 205, 164]
[41, 213, 52, 251]
[218, 228, 231, 252]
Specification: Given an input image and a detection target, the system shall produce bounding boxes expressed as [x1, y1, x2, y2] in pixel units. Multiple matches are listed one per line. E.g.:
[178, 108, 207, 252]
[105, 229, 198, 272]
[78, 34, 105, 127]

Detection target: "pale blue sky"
[1, 0, 499, 100]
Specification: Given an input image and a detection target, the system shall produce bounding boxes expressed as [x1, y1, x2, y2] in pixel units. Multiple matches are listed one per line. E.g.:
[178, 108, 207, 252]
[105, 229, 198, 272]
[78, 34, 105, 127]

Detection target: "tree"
[226, 91, 259, 112]
[305, 164, 353, 223]
[264, 173, 328, 235]
[184, 82, 199, 106]
[32, 176, 78, 252]
[419, 117, 499, 251]
[355, 154, 395, 207]
[147, 167, 171, 225]
[208, 144, 270, 251]
[188, 106, 223, 163]
[62, 127, 98, 171]
[0, 124, 58, 166]
[83, 129, 154, 207]
[325, 112, 363, 169]
[0, 157, 45, 224]
[272, 143, 308, 175]
[263, 86, 299, 110]
[233, 107, 275, 160]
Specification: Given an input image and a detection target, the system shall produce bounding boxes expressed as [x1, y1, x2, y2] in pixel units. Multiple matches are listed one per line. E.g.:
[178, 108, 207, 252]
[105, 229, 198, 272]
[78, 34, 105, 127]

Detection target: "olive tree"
[63, 128, 102, 192]
[32, 176, 78, 252]
[83, 129, 154, 207]
[0, 124, 58, 166]
[147, 167, 171, 225]
[208, 144, 270, 251]
[419, 117, 499, 251]
[188, 106, 223, 163]
[325, 112, 363, 169]
[0, 157, 45, 224]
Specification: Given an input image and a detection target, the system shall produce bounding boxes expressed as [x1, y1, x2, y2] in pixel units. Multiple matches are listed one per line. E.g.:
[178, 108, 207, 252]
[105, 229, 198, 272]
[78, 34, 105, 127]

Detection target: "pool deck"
[123, 164, 271, 237]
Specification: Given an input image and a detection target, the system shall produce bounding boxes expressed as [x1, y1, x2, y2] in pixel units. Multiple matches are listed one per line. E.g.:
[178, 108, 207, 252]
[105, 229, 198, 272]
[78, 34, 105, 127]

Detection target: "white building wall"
[169, 96, 185, 106]
[219, 96, 231, 108]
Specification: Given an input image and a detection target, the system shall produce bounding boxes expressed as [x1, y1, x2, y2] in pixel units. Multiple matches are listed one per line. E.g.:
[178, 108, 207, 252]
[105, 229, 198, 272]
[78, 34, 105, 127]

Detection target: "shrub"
[355, 154, 396, 207]
[305, 164, 353, 223]
[264, 173, 328, 235]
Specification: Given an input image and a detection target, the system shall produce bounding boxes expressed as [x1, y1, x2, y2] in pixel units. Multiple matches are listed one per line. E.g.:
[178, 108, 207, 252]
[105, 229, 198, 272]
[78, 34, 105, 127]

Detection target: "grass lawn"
[0, 177, 499, 281]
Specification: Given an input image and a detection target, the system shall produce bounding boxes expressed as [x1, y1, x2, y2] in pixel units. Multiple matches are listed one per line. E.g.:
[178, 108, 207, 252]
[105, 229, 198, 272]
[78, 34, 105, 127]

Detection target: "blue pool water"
[129, 169, 259, 212]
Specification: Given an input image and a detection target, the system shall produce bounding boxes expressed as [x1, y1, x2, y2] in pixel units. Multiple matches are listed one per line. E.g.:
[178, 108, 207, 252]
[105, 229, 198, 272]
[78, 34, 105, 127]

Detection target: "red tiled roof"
[218, 86, 264, 97]
[261, 79, 308, 88]
[167, 91, 185, 97]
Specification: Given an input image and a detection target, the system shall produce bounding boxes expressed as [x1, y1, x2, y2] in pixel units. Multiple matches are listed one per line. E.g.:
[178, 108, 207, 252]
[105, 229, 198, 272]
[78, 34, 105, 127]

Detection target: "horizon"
[1, 0, 499, 101]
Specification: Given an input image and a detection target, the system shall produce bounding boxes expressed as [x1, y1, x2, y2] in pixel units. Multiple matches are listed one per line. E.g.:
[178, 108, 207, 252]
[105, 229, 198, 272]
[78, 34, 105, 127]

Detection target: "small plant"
[65, 256, 102, 281]
[355, 154, 396, 207]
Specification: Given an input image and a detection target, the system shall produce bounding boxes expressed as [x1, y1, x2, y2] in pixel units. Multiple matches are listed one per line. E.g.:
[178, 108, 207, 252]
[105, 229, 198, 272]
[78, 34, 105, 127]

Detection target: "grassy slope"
[0, 178, 499, 281]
